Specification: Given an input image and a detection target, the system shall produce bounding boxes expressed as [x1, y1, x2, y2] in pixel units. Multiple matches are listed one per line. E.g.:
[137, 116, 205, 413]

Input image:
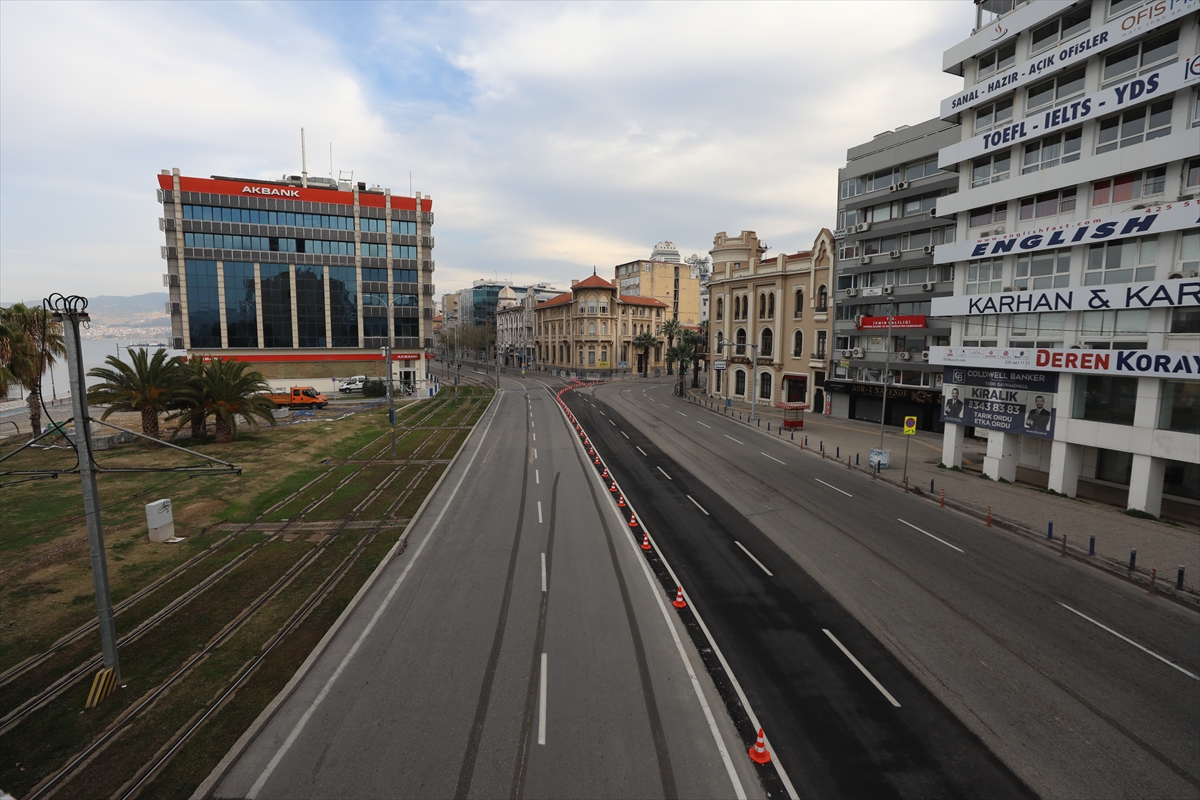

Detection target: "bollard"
[1148, 567, 1157, 594]
[940, 489, 945, 507]
[758, 418, 761, 427]
[836, 446, 840, 459]
[1089, 535, 1095, 556]
[820, 440, 823, 452]
[986, 506, 992, 527]
[856, 453, 860, 466]
[930, 479, 934, 493]
[904, 477, 908, 493]
[804, 435, 808, 446]
[1047, 520, 1054, 540]
[790, 431, 794, 440]
[1061, 534, 1067, 557]
[1129, 549, 1137, 571]
[821, 447, 825, 459]
[1177, 566, 1185, 591]
[767, 421, 770, 431]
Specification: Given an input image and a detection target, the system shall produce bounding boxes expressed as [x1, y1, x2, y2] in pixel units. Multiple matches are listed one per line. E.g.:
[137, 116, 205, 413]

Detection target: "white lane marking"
[532, 448, 537, 459]
[897, 519, 964, 553]
[538, 501, 543, 524]
[600, 410, 606, 416]
[677, 411, 688, 417]
[724, 435, 743, 444]
[609, 419, 616, 426]
[637, 446, 647, 456]
[247, 391, 501, 798]
[621, 431, 629, 439]
[535, 469, 539, 484]
[815, 478, 852, 497]
[687, 495, 709, 515]
[735, 541, 773, 576]
[822, 629, 901, 708]
[538, 653, 548, 745]
[541, 553, 547, 593]
[761, 452, 785, 465]
[531, 420, 534, 427]
[697, 421, 711, 428]
[660, 403, 669, 408]
[1059, 603, 1199, 680]
[532, 433, 536, 441]
[657, 466, 672, 481]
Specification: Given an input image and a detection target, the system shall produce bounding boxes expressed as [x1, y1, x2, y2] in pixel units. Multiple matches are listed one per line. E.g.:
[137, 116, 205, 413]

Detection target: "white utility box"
[145, 499, 182, 543]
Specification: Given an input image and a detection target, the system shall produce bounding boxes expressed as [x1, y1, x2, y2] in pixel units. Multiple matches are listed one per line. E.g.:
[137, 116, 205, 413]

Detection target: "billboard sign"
[934, 200, 1199, 264]
[931, 278, 1200, 316]
[930, 346, 1200, 379]
[941, 367, 1059, 438]
[939, 0, 1199, 119]
[939, 54, 1200, 167]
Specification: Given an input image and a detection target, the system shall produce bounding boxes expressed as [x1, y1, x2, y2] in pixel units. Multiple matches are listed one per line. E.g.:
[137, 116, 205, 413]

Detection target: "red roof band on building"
[156, 173, 432, 211]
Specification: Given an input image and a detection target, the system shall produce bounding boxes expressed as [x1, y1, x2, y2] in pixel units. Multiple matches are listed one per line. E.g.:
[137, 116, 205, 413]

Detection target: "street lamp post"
[716, 339, 760, 421]
[878, 300, 895, 454]
[382, 345, 396, 457]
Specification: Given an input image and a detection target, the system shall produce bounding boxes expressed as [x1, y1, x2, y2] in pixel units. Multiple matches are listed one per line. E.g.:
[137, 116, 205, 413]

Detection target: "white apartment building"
[933, 0, 1199, 521]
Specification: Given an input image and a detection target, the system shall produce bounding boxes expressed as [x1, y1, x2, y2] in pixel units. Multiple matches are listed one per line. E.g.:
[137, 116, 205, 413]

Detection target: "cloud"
[0, 0, 974, 304]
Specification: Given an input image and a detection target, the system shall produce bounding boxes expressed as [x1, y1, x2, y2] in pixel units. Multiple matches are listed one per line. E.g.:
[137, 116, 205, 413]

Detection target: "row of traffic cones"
[558, 386, 772, 768]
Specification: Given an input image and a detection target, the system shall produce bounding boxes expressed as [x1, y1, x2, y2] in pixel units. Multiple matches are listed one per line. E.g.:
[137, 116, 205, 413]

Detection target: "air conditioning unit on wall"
[852, 347, 865, 358]
[882, 286, 894, 295]
[922, 245, 935, 255]
[845, 287, 859, 297]
[889, 250, 901, 258]
[899, 351, 912, 361]
[860, 255, 872, 265]
[921, 281, 935, 291]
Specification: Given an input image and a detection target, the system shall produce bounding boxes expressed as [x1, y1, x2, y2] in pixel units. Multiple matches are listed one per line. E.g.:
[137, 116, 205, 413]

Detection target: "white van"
[338, 376, 366, 393]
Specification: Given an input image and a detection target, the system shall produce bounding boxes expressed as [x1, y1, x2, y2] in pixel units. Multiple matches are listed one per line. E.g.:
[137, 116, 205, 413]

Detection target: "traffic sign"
[714, 360, 727, 371]
[903, 416, 917, 435]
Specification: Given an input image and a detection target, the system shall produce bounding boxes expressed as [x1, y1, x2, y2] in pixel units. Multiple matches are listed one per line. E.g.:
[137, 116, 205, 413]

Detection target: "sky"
[0, 0, 975, 305]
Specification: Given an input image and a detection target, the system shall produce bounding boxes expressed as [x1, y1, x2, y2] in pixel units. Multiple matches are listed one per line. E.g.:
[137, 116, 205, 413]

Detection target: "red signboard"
[856, 315, 927, 330]
[156, 174, 432, 212]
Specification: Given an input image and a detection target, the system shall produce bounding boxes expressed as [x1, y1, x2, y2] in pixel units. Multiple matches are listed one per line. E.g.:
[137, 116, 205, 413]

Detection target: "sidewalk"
[684, 385, 1199, 599]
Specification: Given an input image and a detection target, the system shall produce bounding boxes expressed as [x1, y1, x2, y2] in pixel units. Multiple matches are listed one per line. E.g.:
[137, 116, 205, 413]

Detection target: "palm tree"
[87, 348, 184, 447]
[661, 318, 681, 375]
[633, 331, 660, 378]
[0, 316, 26, 398]
[174, 358, 276, 443]
[683, 328, 706, 389]
[667, 339, 695, 397]
[0, 303, 65, 435]
[172, 357, 209, 439]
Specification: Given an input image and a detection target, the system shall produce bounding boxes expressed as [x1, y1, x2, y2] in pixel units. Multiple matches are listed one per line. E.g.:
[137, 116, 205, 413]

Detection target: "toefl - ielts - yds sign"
[939, 0, 1199, 119]
[930, 346, 1200, 379]
[934, 199, 1199, 264]
[938, 53, 1200, 169]
[931, 277, 1200, 316]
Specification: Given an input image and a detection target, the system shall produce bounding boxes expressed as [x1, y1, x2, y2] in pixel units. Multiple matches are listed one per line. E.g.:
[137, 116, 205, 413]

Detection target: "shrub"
[362, 379, 386, 397]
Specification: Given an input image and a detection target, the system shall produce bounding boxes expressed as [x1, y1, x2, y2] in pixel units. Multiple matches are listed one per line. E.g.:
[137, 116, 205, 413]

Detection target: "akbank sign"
[934, 200, 1199, 264]
[932, 278, 1200, 316]
[242, 185, 301, 197]
[940, 0, 1199, 119]
[938, 53, 1199, 168]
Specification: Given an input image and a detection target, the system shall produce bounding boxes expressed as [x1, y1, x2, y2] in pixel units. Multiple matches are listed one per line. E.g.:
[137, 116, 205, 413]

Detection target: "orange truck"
[264, 386, 329, 409]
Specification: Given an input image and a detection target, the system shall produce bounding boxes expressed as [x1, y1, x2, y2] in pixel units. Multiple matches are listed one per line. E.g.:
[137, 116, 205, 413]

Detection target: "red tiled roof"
[619, 295, 667, 307]
[573, 274, 615, 289]
[537, 292, 575, 309]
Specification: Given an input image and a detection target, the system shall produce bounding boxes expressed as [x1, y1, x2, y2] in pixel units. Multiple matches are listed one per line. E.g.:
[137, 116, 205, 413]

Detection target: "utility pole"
[878, 299, 894, 453]
[383, 345, 396, 457]
[51, 295, 120, 683]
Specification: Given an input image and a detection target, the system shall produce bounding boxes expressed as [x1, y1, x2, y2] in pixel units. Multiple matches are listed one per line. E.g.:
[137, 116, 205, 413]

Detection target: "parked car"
[339, 376, 366, 393]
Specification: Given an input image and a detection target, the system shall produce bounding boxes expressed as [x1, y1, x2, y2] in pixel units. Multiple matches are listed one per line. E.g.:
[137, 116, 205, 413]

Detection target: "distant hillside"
[87, 293, 169, 315]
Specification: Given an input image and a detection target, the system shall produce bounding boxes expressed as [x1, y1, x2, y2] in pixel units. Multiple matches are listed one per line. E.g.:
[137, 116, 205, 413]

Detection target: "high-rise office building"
[932, 0, 1199, 520]
[157, 168, 435, 389]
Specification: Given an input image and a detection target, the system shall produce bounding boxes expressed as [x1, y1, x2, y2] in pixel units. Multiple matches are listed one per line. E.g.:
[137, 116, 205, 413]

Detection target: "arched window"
[759, 294, 767, 319]
[622, 322, 627, 335]
[793, 330, 803, 357]
[735, 327, 746, 355]
[588, 322, 596, 335]
[759, 371, 772, 400]
[817, 285, 828, 311]
[601, 322, 607, 335]
[716, 297, 724, 321]
[586, 295, 598, 314]
[578, 321, 584, 334]
[794, 289, 804, 319]
[768, 292, 775, 318]
[742, 295, 749, 319]
[761, 328, 773, 357]
[735, 369, 746, 396]
[601, 347, 608, 363]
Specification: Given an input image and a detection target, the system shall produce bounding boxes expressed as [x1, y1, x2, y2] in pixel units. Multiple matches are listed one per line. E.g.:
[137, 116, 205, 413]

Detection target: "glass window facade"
[183, 232, 353, 255]
[393, 245, 417, 259]
[185, 259, 221, 348]
[394, 268, 417, 284]
[392, 220, 417, 235]
[224, 261, 257, 348]
[260, 263, 293, 348]
[394, 318, 419, 339]
[295, 265, 326, 347]
[1072, 375, 1138, 425]
[183, 204, 354, 230]
[329, 266, 358, 348]
[1158, 381, 1199, 434]
[363, 316, 389, 339]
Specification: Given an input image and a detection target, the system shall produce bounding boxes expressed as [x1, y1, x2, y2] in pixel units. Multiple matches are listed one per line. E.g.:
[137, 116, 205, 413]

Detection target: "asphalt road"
[572, 378, 1199, 800]
[213, 379, 762, 800]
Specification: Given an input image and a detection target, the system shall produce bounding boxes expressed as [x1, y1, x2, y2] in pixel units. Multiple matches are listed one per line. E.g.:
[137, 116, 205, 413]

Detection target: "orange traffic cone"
[749, 729, 771, 764]
[601, 467, 609, 477]
[672, 587, 686, 608]
[618, 495, 626, 508]
[610, 481, 618, 493]
[594, 456, 600, 465]
[629, 515, 639, 528]
[641, 533, 652, 551]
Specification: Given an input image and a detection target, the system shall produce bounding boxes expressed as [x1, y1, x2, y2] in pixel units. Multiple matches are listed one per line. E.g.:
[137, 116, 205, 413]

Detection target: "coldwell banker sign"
[938, 53, 1200, 168]
[941, 368, 1059, 439]
[930, 346, 1200, 380]
[934, 200, 1199, 265]
[931, 278, 1200, 316]
[939, 0, 1199, 119]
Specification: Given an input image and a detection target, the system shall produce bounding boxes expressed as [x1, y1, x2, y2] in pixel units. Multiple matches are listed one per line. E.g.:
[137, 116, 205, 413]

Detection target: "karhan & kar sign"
[931, 278, 1200, 316]
[934, 200, 1199, 264]
[941, 367, 1059, 438]
[930, 346, 1200, 380]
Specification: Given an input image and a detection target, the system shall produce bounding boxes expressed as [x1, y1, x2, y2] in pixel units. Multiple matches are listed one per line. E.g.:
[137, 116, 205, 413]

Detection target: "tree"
[172, 357, 209, 439]
[667, 338, 695, 397]
[0, 303, 65, 436]
[173, 358, 276, 443]
[683, 328, 706, 388]
[0, 315, 27, 399]
[661, 319, 681, 375]
[633, 331, 660, 378]
[87, 347, 184, 447]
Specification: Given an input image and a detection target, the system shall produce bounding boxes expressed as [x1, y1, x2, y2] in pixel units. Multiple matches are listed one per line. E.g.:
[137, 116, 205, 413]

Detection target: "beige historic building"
[706, 229, 836, 411]
[614, 259, 704, 327]
[534, 274, 668, 374]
